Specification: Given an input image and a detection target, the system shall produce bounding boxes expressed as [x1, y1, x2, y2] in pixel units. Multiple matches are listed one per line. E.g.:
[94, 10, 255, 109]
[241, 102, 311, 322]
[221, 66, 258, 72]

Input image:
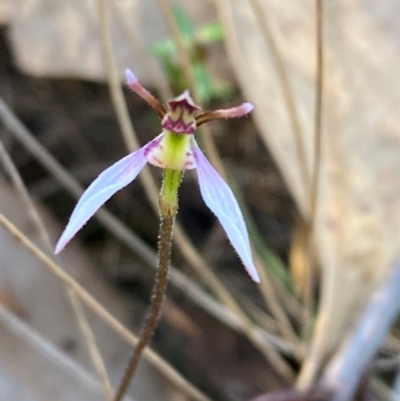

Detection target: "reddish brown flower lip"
[162, 117, 196, 134]
[161, 91, 199, 134]
[167, 90, 200, 113]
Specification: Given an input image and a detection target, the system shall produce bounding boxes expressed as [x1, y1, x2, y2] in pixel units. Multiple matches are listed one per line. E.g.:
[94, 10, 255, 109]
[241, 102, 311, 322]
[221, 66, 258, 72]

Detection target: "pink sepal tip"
[125, 68, 138, 86]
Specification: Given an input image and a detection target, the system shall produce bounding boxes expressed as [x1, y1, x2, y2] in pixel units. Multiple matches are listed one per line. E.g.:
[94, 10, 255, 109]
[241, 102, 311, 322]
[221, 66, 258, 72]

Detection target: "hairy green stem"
[114, 169, 181, 401]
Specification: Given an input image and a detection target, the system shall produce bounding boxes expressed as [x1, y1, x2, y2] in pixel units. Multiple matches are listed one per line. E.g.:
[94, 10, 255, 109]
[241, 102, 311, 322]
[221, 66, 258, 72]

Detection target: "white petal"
[192, 140, 260, 282]
[55, 147, 147, 253]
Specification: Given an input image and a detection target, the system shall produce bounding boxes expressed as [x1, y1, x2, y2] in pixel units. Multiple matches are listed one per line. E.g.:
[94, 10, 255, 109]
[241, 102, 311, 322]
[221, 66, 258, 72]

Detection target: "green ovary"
[152, 131, 195, 171]
[161, 168, 182, 207]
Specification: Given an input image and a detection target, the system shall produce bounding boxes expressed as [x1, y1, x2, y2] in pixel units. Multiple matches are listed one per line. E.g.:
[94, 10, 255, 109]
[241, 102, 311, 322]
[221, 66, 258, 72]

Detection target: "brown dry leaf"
[218, 0, 400, 383]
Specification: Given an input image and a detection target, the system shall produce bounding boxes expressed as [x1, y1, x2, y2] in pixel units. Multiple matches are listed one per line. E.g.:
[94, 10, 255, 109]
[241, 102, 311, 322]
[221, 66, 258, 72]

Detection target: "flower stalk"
[114, 168, 182, 401]
[113, 217, 171, 401]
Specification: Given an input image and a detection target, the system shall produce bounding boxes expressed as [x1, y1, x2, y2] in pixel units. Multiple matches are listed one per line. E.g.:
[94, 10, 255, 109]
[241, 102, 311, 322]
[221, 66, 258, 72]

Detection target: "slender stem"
[114, 215, 174, 401]
[114, 169, 181, 401]
[311, 0, 324, 221]
[296, 0, 325, 388]
[304, 0, 324, 316]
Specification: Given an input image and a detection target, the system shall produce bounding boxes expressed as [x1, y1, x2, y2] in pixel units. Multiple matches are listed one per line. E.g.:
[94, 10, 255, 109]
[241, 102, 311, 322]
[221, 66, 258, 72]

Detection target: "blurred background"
[0, 0, 399, 400]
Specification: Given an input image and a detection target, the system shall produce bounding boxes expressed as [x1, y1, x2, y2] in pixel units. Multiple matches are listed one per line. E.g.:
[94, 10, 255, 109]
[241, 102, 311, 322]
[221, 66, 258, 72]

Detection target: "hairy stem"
[114, 215, 174, 401]
[114, 169, 181, 401]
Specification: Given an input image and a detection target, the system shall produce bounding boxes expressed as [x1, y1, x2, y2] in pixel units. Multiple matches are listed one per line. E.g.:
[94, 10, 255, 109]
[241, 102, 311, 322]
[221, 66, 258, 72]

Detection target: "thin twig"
[68, 290, 114, 401]
[248, 387, 333, 401]
[0, 139, 51, 246]
[392, 369, 400, 400]
[296, 0, 324, 387]
[0, 210, 212, 401]
[303, 0, 324, 336]
[0, 138, 113, 400]
[310, 0, 324, 241]
[371, 378, 394, 401]
[254, 252, 299, 344]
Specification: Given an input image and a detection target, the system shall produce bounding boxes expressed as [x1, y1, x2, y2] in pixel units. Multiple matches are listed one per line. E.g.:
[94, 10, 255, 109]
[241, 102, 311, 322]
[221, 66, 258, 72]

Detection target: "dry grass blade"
[297, 0, 324, 356]
[68, 291, 114, 400]
[371, 378, 394, 401]
[253, 253, 299, 344]
[304, 0, 324, 321]
[296, 0, 325, 387]
[0, 138, 113, 400]
[0, 210, 213, 401]
[232, 179, 300, 342]
[248, 387, 333, 401]
[392, 370, 400, 400]
[310, 0, 324, 239]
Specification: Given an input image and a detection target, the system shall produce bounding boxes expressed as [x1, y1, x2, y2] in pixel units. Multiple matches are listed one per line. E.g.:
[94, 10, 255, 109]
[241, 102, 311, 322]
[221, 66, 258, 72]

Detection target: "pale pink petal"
[192, 140, 260, 282]
[55, 147, 147, 254]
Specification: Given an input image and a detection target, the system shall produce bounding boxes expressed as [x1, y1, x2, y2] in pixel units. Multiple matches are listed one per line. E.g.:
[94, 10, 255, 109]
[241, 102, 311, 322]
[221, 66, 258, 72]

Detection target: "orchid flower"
[55, 69, 260, 283]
